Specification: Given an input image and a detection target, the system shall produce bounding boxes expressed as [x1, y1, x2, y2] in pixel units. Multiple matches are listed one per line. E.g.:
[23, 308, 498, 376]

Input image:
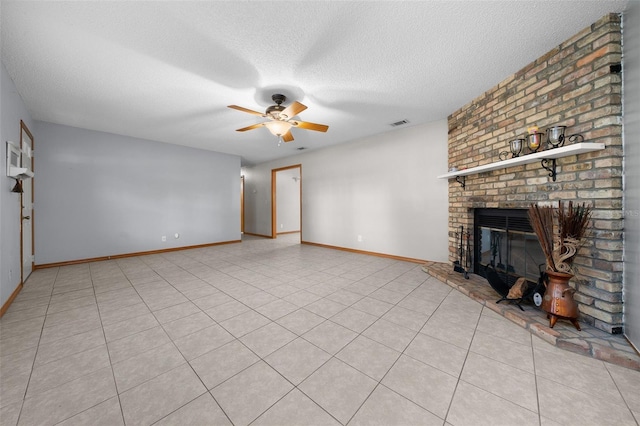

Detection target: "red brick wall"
[446, 14, 623, 333]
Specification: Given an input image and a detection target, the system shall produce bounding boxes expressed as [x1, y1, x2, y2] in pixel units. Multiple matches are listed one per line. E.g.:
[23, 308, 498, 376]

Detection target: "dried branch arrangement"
[528, 201, 592, 273]
[528, 204, 557, 272]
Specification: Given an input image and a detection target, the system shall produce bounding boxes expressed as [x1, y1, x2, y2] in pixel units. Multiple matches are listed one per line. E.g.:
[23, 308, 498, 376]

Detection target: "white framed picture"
[6, 141, 21, 173]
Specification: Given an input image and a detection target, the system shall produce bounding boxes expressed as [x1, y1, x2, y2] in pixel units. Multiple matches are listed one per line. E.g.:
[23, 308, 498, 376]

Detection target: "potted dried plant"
[528, 201, 592, 330]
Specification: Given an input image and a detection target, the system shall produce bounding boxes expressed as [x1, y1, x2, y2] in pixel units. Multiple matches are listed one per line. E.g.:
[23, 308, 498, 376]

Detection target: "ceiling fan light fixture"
[229, 94, 327, 145]
[264, 120, 293, 136]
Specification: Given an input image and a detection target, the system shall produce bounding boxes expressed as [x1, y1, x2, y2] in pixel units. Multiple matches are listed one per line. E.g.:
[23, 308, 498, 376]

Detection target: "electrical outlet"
[357, 235, 363, 242]
[161, 236, 166, 242]
[280, 224, 284, 229]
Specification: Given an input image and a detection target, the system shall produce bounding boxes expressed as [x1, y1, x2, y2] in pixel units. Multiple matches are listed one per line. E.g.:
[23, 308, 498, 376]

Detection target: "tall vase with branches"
[528, 201, 592, 330]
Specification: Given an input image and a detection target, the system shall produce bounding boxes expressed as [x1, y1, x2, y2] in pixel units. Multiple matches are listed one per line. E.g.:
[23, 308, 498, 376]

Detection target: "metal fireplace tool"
[453, 225, 471, 279]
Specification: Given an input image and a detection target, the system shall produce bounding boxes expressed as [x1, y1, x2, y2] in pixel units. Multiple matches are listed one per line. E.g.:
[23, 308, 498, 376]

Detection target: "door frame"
[19, 120, 34, 285]
[271, 164, 302, 239]
[240, 175, 245, 233]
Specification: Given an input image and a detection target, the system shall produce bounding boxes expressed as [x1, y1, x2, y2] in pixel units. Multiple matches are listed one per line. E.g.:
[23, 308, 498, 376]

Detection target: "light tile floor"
[1, 234, 639, 426]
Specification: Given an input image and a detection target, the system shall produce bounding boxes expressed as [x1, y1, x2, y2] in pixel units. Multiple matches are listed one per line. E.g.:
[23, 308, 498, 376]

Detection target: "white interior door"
[21, 122, 34, 282]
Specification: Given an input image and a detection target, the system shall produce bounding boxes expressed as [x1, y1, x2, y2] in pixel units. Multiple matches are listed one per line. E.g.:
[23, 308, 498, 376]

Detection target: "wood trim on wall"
[271, 169, 276, 239]
[277, 230, 301, 235]
[0, 283, 24, 317]
[20, 120, 35, 286]
[301, 241, 426, 264]
[300, 168, 302, 240]
[626, 336, 640, 357]
[271, 164, 302, 240]
[241, 175, 245, 233]
[34, 240, 241, 269]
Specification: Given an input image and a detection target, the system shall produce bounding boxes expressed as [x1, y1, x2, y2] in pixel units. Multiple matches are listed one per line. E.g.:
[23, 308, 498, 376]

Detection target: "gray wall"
[244, 120, 449, 262]
[623, 2, 640, 349]
[276, 168, 301, 233]
[34, 121, 241, 265]
[1, 61, 35, 307]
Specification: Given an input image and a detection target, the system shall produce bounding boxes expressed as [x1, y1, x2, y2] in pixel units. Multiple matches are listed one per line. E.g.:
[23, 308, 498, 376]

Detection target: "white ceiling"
[1, 1, 629, 166]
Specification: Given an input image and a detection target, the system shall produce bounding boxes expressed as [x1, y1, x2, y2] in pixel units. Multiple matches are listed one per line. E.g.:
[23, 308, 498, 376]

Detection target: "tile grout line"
[342, 272, 456, 424]
[14, 237, 633, 425]
[15, 265, 59, 426]
[6, 244, 427, 424]
[531, 332, 543, 426]
[206, 261, 430, 425]
[440, 302, 483, 424]
[94, 260, 128, 426]
[602, 361, 639, 424]
[109, 255, 238, 425]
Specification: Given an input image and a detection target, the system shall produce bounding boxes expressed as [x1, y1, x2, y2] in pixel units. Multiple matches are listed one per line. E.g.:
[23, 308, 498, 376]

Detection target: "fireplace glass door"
[474, 209, 546, 286]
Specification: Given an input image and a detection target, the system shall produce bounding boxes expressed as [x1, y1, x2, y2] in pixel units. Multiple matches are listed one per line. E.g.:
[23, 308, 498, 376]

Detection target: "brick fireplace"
[445, 14, 623, 334]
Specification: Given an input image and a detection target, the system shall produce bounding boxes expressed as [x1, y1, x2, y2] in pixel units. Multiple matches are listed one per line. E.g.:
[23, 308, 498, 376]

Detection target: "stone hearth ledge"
[421, 261, 640, 371]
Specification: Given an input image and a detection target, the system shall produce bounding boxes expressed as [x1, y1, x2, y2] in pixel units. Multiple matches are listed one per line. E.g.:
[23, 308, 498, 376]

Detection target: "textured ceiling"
[1, 1, 629, 165]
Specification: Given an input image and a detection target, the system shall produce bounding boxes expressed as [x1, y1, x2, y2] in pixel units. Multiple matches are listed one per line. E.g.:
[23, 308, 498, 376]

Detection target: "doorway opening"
[271, 165, 301, 242]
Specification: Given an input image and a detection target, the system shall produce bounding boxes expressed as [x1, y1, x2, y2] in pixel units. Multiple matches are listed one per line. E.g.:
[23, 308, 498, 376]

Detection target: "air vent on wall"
[390, 119, 410, 127]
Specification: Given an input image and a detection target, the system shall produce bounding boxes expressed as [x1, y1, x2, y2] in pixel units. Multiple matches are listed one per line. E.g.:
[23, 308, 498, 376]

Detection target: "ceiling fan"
[228, 94, 329, 144]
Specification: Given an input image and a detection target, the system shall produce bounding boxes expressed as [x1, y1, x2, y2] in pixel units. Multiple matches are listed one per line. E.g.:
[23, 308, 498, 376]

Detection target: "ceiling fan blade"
[280, 101, 307, 119]
[236, 123, 265, 132]
[282, 130, 294, 142]
[228, 105, 265, 116]
[292, 121, 329, 132]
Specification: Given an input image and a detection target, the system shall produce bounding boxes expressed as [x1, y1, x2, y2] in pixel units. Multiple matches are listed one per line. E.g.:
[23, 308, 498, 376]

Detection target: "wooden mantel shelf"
[437, 142, 605, 180]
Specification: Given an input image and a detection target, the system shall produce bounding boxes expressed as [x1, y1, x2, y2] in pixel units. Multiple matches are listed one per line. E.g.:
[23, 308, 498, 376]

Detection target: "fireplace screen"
[474, 209, 546, 286]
